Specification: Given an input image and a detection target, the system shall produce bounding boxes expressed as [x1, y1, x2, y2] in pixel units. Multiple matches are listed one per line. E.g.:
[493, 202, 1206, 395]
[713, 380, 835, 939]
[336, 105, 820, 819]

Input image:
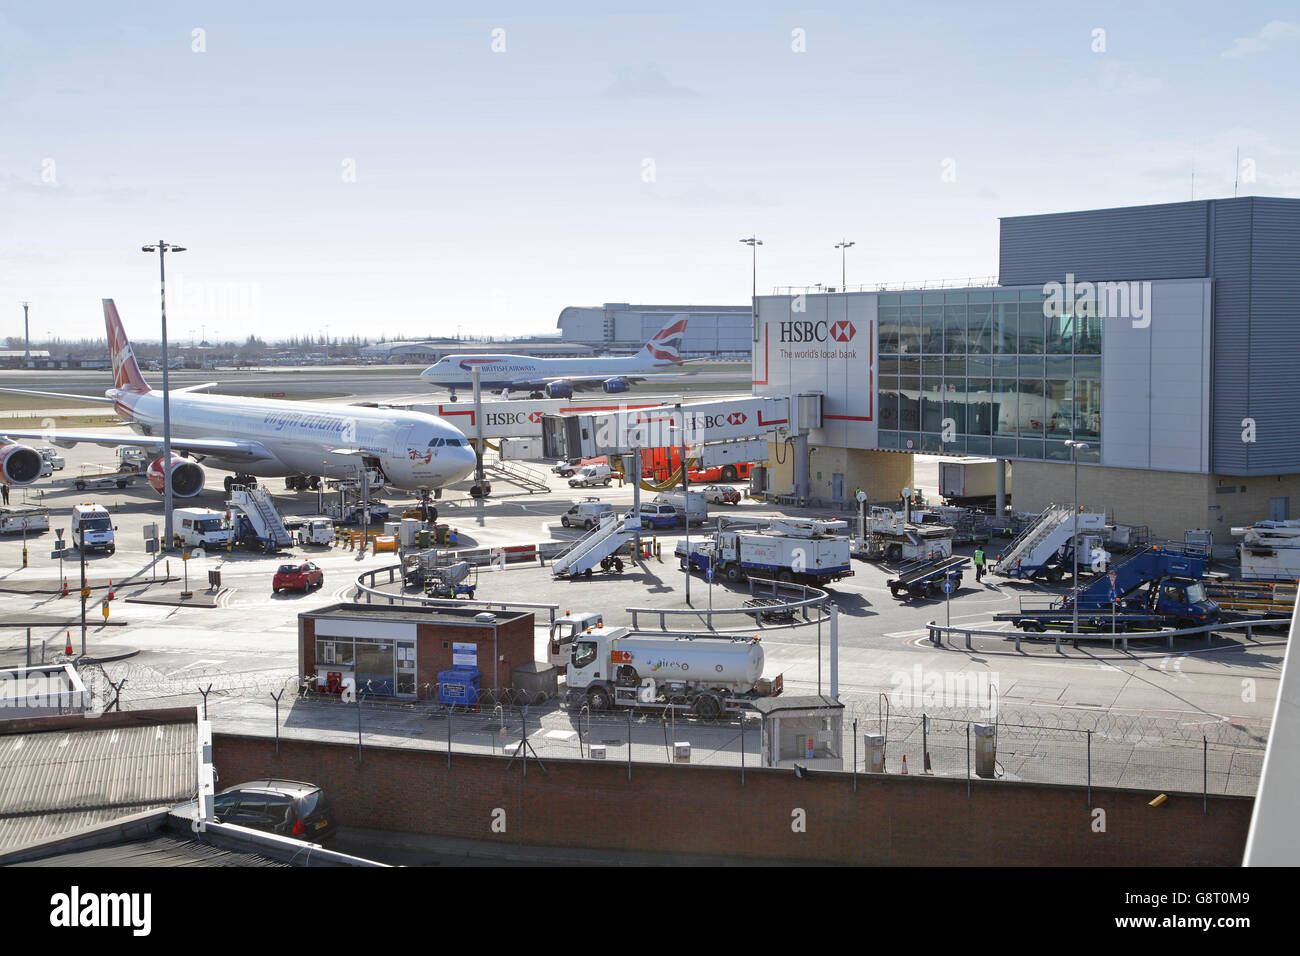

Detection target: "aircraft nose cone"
[449, 446, 477, 483]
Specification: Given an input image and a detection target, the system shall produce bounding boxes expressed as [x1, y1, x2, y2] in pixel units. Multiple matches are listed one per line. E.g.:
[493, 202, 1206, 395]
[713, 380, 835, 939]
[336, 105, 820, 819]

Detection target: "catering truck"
[70, 502, 115, 554]
[677, 518, 853, 585]
[174, 507, 236, 550]
[937, 457, 1009, 506]
[566, 626, 782, 717]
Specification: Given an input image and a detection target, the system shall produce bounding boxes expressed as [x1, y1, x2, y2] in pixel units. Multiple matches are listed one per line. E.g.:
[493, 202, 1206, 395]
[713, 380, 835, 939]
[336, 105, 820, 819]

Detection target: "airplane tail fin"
[103, 299, 151, 393]
[639, 314, 688, 365]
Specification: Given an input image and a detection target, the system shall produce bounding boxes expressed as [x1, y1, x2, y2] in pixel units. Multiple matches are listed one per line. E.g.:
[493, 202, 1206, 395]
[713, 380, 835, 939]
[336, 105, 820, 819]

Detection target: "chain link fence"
[72, 658, 1266, 797]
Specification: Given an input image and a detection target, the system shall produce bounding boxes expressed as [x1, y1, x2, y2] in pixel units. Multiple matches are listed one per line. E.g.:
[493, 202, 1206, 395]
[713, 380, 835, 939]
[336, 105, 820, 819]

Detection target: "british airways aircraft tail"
[635, 315, 687, 366]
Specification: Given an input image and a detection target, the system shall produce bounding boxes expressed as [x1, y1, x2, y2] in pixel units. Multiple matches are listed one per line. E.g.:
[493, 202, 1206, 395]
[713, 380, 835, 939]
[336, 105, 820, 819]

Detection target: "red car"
[273, 562, 324, 594]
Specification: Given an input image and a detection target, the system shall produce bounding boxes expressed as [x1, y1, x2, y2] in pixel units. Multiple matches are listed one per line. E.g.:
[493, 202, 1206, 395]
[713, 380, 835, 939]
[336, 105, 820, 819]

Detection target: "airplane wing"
[0, 429, 275, 462]
[532, 370, 701, 391]
[0, 387, 116, 405]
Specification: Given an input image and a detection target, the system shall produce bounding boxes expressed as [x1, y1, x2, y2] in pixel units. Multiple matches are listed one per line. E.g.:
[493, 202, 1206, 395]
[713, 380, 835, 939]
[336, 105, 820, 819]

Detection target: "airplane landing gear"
[225, 473, 257, 492]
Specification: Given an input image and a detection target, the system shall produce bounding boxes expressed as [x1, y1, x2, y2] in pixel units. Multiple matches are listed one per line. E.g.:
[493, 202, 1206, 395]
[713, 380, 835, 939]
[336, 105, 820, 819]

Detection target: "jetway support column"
[629, 449, 642, 557]
[793, 433, 810, 501]
[995, 458, 1007, 514]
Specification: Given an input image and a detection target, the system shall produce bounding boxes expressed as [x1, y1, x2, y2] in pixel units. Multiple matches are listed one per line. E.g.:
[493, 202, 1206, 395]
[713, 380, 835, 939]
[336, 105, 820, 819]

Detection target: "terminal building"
[557, 303, 752, 358]
[755, 197, 1300, 540]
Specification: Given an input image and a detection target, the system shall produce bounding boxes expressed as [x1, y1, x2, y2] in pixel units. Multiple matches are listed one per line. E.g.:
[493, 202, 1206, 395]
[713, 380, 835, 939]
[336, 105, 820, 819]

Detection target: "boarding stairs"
[991, 504, 1105, 577]
[552, 513, 632, 578]
[483, 457, 551, 494]
[229, 485, 293, 550]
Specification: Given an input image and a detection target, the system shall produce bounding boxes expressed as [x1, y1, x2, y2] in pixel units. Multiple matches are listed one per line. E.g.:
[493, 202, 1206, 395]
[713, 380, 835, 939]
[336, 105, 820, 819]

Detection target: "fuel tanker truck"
[566, 626, 783, 718]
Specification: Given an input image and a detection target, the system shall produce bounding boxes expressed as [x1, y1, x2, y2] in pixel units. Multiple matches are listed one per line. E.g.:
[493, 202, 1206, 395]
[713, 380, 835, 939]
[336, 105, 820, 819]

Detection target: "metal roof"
[12, 833, 287, 868]
[0, 719, 197, 853]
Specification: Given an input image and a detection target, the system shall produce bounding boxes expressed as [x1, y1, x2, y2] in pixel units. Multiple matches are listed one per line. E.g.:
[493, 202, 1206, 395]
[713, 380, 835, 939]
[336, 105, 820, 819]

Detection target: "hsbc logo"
[528, 411, 542, 423]
[485, 412, 527, 427]
[727, 412, 747, 426]
[779, 320, 855, 343]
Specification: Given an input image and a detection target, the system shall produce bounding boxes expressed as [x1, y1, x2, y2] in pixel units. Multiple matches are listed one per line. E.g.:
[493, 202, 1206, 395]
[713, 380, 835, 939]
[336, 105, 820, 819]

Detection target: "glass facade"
[877, 287, 1101, 462]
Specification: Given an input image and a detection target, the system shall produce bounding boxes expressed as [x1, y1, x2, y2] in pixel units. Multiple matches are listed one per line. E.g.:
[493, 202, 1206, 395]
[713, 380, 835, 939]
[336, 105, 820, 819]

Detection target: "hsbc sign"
[779, 320, 856, 343]
[412, 398, 677, 440]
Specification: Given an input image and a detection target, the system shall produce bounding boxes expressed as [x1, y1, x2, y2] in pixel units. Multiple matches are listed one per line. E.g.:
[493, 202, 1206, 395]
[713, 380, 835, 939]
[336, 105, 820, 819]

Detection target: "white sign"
[452, 642, 477, 668]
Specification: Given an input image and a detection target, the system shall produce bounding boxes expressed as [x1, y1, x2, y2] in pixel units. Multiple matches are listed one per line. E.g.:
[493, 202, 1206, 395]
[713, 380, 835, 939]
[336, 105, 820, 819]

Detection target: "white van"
[70, 503, 116, 554]
[654, 491, 707, 526]
[568, 464, 613, 488]
[561, 499, 614, 529]
[175, 507, 235, 550]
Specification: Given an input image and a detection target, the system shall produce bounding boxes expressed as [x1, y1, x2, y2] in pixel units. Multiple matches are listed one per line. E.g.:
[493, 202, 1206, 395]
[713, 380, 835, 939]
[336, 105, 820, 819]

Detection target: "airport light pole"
[1065, 440, 1090, 636]
[835, 239, 855, 291]
[142, 241, 186, 550]
[740, 236, 762, 339]
[20, 302, 31, 367]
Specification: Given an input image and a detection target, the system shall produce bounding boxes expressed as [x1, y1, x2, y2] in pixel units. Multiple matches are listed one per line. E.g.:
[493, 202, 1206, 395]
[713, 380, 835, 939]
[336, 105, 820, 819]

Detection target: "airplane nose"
[449, 445, 477, 483]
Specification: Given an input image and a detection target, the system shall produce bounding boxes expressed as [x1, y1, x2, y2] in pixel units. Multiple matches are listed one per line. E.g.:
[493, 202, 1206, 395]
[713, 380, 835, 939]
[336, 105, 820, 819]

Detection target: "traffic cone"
[64, 631, 73, 656]
[901, 754, 909, 775]
[61, 577, 68, 597]
[107, 580, 114, 600]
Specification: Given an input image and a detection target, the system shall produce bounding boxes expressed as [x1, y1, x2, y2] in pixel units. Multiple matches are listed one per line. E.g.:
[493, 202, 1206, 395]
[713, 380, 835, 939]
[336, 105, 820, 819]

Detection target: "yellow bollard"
[101, 599, 110, 622]
[1149, 794, 1168, 807]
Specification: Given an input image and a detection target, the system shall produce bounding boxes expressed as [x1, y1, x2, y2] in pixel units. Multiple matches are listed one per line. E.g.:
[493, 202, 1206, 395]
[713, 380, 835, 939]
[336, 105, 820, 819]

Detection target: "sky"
[1, 2, 1298, 343]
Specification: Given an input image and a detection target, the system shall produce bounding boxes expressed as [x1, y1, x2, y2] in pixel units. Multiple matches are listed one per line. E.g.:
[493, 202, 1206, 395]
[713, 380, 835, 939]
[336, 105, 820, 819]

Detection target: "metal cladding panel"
[1211, 197, 1300, 475]
[999, 201, 1211, 285]
[1209, 200, 1254, 473]
[1100, 279, 1212, 473]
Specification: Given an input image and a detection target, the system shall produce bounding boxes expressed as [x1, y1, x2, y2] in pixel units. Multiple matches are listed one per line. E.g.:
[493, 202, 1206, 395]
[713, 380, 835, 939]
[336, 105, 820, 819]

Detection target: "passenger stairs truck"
[994, 546, 1220, 633]
[565, 626, 783, 718]
[551, 513, 636, 579]
[227, 484, 293, 551]
[990, 504, 1107, 581]
[676, 517, 853, 586]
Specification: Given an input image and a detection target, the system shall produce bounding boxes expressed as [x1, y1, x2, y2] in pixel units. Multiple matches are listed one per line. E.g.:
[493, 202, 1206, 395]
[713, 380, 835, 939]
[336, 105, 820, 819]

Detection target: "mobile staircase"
[228, 484, 293, 551]
[990, 504, 1106, 581]
[552, 513, 633, 578]
[484, 457, 551, 494]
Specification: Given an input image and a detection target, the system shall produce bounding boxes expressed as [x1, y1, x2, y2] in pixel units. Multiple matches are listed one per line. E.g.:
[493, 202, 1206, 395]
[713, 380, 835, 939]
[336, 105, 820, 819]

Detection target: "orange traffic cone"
[901, 754, 909, 775]
[64, 631, 73, 656]
[107, 580, 115, 600]
[61, 578, 68, 597]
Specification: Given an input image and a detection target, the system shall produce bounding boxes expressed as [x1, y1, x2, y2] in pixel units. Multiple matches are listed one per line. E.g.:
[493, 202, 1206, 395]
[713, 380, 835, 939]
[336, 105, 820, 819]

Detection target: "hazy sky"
[2, 2, 1297, 342]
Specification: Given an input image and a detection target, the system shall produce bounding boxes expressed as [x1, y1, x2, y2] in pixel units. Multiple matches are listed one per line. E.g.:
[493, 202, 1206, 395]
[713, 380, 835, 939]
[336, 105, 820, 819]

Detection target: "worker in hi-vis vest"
[973, 546, 985, 583]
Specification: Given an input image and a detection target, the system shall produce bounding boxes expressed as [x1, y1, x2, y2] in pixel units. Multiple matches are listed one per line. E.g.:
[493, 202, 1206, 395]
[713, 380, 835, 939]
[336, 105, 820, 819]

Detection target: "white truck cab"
[175, 507, 235, 550]
[547, 610, 605, 668]
[70, 503, 115, 554]
[297, 517, 336, 546]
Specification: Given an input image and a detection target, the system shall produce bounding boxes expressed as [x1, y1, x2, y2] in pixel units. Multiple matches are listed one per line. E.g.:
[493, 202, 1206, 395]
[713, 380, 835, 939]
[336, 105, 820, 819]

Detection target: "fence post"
[1203, 735, 1208, 814]
[627, 707, 633, 781]
[965, 723, 971, 797]
[270, 688, 284, 755]
[1086, 729, 1092, 807]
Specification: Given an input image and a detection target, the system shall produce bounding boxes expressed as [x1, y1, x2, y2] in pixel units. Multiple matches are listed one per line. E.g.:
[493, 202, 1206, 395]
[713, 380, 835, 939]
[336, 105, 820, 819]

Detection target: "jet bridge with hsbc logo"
[540, 394, 824, 491]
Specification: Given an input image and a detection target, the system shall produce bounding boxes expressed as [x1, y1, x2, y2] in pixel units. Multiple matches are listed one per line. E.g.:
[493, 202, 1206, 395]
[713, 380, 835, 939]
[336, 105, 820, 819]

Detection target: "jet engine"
[0, 444, 44, 485]
[147, 454, 206, 498]
[545, 381, 574, 399]
[601, 378, 631, 394]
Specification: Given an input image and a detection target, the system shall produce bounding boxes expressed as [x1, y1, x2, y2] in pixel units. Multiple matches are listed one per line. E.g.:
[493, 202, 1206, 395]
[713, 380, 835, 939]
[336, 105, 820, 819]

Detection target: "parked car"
[212, 779, 336, 842]
[633, 502, 680, 529]
[561, 499, 614, 529]
[702, 485, 742, 506]
[273, 561, 324, 593]
[552, 459, 580, 477]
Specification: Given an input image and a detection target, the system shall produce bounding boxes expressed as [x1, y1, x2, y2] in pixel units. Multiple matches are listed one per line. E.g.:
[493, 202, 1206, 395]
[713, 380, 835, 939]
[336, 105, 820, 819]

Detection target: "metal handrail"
[927, 615, 1290, 652]
[626, 576, 830, 632]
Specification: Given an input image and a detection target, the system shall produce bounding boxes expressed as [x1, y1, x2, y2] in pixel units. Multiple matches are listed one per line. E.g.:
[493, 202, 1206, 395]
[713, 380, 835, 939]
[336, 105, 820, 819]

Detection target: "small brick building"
[299, 603, 535, 700]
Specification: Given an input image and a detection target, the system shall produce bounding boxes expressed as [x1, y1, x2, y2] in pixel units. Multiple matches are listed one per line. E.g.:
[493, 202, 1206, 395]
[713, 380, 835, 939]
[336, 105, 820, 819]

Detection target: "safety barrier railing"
[627, 576, 831, 633]
[355, 564, 561, 625]
[926, 615, 1291, 653]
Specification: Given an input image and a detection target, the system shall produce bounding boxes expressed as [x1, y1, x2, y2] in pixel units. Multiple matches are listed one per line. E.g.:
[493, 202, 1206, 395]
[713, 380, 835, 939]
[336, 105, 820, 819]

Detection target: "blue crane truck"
[994, 546, 1220, 633]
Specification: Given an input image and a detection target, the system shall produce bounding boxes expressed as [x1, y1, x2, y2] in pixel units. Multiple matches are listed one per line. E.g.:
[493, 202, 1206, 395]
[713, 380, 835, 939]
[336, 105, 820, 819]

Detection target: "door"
[355, 640, 396, 696]
[396, 641, 416, 697]
[1269, 497, 1289, 521]
[832, 473, 844, 502]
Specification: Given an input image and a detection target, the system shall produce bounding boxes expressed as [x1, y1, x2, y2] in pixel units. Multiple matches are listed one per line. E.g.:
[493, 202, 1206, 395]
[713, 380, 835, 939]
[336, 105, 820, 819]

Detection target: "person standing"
[2, 483, 9, 505]
[973, 546, 985, 583]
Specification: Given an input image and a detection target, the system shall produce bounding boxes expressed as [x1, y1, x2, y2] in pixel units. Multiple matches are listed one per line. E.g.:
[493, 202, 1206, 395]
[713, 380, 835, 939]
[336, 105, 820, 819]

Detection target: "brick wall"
[213, 733, 1251, 865]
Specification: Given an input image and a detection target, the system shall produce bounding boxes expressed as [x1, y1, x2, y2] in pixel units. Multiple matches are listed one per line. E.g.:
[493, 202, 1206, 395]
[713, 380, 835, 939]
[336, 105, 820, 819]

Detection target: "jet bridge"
[540, 393, 823, 461]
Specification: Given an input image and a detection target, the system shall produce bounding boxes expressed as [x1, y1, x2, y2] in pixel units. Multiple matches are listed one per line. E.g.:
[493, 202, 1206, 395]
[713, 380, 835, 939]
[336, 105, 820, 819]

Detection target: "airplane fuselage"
[111, 388, 476, 490]
[420, 353, 667, 391]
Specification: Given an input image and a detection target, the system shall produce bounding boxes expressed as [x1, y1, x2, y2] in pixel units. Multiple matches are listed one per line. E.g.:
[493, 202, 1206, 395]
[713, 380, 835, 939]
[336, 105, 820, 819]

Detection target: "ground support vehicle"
[676, 518, 852, 586]
[565, 627, 783, 717]
[858, 507, 955, 563]
[990, 505, 1107, 581]
[887, 555, 970, 600]
[994, 546, 1220, 633]
[0, 505, 50, 535]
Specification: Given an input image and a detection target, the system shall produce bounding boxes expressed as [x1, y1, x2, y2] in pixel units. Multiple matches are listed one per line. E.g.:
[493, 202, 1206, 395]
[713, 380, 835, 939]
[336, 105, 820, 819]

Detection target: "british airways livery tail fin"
[104, 299, 150, 393]
[639, 315, 688, 365]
